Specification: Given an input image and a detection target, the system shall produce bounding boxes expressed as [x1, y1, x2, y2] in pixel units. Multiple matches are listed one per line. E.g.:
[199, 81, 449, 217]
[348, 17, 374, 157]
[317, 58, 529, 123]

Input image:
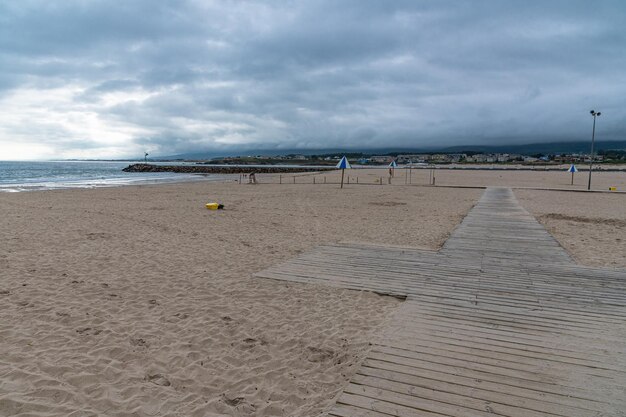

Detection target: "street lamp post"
[587, 110, 601, 190]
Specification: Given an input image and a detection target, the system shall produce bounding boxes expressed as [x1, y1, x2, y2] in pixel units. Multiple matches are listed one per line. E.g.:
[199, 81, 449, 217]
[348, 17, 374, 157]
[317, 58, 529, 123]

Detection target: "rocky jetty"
[122, 163, 334, 174]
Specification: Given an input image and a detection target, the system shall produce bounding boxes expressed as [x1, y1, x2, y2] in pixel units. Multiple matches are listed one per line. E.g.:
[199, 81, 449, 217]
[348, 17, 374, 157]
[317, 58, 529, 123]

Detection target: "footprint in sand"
[130, 338, 149, 348]
[76, 327, 102, 336]
[221, 394, 256, 413]
[221, 394, 245, 406]
[242, 337, 267, 348]
[306, 346, 335, 362]
[146, 373, 170, 386]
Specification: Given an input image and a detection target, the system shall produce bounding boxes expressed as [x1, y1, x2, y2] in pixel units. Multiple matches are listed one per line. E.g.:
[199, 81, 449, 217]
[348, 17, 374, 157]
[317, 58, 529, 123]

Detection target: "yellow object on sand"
[205, 202, 222, 210]
[609, 186, 617, 191]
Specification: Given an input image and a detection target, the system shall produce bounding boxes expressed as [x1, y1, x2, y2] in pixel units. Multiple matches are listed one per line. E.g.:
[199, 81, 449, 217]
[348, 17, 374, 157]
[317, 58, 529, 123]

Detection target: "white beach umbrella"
[336, 156, 351, 188]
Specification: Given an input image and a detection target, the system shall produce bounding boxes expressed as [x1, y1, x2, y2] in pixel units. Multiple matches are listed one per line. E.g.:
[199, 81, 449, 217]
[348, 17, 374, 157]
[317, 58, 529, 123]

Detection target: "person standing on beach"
[249, 172, 257, 184]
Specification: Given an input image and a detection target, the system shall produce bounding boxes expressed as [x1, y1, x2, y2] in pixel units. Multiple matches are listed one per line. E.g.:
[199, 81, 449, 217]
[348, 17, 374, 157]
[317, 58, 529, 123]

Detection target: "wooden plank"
[349, 374, 565, 417]
[354, 366, 595, 417]
[335, 392, 446, 417]
[342, 383, 501, 417]
[359, 359, 614, 413]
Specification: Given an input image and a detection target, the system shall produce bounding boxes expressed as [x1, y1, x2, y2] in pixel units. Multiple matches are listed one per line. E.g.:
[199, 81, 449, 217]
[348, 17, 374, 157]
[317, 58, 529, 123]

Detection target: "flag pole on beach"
[568, 164, 578, 185]
[336, 156, 351, 188]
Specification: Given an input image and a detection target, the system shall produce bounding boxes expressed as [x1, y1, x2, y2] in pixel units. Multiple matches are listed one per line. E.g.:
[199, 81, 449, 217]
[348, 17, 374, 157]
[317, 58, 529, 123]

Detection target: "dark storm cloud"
[0, 0, 625, 158]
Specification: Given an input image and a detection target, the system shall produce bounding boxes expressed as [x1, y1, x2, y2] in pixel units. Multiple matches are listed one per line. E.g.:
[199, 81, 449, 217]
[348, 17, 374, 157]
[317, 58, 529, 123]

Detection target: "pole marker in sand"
[388, 160, 397, 184]
[336, 156, 351, 188]
[568, 164, 578, 185]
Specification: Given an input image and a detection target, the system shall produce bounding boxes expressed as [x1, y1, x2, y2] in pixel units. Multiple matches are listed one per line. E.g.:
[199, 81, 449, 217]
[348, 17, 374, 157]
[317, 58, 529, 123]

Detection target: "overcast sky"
[1, 1, 625, 160]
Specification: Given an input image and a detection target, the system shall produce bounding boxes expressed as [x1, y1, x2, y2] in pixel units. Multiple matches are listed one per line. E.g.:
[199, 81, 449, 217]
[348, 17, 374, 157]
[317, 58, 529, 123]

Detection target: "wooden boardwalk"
[255, 187, 626, 416]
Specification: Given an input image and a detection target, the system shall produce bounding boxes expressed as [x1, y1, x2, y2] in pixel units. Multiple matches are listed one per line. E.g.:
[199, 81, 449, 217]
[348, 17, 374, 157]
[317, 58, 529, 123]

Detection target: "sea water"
[0, 160, 222, 192]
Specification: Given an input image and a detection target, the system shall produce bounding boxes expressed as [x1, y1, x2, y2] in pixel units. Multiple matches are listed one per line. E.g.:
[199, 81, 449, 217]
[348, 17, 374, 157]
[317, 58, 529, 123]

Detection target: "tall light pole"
[587, 110, 601, 190]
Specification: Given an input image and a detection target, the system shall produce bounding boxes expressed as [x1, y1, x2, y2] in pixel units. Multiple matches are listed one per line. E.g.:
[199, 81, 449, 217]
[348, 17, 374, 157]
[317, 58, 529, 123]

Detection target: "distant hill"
[440, 140, 626, 155]
[154, 140, 626, 160]
[155, 148, 352, 160]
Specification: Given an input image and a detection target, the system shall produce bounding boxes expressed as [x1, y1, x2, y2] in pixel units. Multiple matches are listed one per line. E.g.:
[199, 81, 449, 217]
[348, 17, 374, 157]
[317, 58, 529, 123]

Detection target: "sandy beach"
[516, 189, 626, 268]
[0, 180, 480, 416]
[1, 173, 624, 416]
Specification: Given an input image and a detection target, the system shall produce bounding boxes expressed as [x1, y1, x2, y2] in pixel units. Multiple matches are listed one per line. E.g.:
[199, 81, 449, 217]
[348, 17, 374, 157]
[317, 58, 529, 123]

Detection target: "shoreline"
[0, 173, 236, 193]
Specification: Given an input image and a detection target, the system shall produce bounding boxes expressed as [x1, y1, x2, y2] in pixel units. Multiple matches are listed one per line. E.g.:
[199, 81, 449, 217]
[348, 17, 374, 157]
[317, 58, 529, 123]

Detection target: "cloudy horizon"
[1, 1, 625, 160]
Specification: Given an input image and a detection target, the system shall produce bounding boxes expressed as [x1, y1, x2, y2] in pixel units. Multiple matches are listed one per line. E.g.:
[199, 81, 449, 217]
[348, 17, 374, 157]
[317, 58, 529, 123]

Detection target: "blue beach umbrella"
[336, 156, 351, 188]
[567, 164, 578, 185]
[336, 156, 351, 169]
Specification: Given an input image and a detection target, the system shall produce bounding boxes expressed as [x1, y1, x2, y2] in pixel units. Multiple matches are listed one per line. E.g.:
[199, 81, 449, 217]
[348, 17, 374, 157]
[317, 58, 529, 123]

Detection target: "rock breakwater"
[122, 164, 334, 174]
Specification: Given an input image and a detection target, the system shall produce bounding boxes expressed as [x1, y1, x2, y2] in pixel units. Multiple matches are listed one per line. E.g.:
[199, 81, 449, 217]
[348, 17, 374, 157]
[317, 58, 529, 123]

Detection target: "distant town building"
[466, 153, 526, 163]
[369, 155, 394, 163]
[397, 154, 429, 163]
[446, 153, 466, 163]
